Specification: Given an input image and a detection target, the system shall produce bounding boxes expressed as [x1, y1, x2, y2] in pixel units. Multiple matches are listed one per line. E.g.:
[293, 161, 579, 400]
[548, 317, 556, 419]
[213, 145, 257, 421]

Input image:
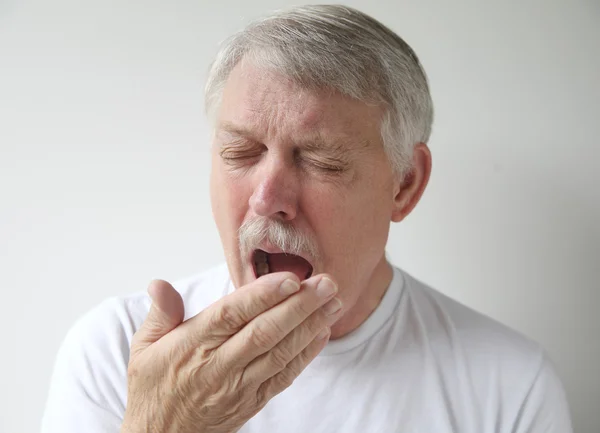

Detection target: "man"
[41, 5, 573, 433]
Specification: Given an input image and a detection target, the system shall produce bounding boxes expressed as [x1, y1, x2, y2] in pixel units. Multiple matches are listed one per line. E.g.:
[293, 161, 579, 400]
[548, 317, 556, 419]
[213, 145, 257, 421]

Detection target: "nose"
[249, 153, 298, 221]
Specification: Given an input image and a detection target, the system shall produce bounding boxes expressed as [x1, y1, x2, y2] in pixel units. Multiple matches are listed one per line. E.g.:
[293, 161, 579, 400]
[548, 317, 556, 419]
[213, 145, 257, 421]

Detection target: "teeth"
[256, 261, 269, 277]
[254, 250, 270, 277]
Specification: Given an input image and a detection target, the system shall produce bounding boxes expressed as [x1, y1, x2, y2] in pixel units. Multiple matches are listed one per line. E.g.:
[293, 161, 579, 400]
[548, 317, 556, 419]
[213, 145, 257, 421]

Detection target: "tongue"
[268, 253, 312, 281]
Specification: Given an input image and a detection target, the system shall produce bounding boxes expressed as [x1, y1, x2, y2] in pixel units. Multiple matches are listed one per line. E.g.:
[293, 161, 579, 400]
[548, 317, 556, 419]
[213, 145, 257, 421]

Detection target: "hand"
[121, 272, 343, 433]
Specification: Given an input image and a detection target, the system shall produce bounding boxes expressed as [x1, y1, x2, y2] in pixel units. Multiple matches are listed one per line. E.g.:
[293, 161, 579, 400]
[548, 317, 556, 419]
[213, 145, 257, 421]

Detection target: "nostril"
[249, 183, 297, 220]
[276, 210, 292, 220]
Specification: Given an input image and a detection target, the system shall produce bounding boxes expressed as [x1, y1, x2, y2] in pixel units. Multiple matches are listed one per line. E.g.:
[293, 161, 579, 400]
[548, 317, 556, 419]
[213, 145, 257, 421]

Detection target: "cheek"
[210, 162, 251, 239]
[304, 178, 392, 258]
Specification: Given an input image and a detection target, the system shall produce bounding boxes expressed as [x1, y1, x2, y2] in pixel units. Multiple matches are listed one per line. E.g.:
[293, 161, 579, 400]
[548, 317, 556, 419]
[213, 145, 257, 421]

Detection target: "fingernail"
[322, 298, 342, 316]
[280, 279, 300, 296]
[317, 327, 330, 340]
[316, 277, 337, 298]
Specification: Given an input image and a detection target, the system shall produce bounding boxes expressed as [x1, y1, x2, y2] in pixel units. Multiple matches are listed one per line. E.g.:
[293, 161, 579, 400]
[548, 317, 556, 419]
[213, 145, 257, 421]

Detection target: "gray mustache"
[238, 217, 320, 261]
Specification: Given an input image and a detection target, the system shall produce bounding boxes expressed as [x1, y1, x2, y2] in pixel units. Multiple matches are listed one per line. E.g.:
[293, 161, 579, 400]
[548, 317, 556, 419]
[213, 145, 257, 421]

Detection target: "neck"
[329, 255, 393, 340]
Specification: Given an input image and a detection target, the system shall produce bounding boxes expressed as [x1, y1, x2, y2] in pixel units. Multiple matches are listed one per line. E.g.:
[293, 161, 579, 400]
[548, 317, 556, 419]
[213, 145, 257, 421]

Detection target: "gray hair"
[239, 215, 321, 262]
[204, 4, 434, 177]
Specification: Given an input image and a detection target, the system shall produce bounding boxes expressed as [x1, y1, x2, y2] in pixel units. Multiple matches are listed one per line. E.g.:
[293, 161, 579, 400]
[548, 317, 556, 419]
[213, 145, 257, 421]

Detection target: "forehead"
[216, 61, 383, 144]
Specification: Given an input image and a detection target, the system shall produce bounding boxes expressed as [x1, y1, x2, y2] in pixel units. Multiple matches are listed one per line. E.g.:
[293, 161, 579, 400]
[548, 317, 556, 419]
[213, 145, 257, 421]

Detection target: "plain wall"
[1, 0, 598, 432]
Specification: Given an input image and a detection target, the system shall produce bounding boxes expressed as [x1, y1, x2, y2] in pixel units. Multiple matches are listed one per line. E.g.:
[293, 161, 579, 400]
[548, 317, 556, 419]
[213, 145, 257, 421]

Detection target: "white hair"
[239, 216, 321, 261]
[204, 4, 434, 177]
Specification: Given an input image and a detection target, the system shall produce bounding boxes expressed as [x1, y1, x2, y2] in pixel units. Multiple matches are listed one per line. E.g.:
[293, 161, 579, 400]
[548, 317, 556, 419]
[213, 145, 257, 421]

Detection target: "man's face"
[210, 61, 399, 305]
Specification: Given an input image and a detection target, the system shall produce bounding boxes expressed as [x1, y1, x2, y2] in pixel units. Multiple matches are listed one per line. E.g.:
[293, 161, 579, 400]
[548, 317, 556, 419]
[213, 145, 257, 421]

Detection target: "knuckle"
[186, 349, 228, 389]
[187, 357, 213, 389]
[251, 295, 269, 313]
[255, 384, 271, 408]
[249, 320, 279, 349]
[276, 368, 297, 389]
[268, 346, 293, 371]
[126, 353, 155, 383]
[290, 350, 304, 370]
[288, 351, 309, 379]
[126, 361, 142, 381]
[214, 302, 242, 331]
[198, 393, 239, 426]
[306, 314, 325, 335]
[289, 299, 312, 319]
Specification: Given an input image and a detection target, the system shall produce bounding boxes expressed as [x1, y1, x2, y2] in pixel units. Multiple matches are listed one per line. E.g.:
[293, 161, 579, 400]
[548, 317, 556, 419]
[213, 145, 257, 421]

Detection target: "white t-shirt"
[41, 264, 573, 433]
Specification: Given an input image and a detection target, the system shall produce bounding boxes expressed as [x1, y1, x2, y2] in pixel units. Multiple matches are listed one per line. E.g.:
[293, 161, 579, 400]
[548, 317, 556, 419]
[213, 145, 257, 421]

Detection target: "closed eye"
[295, 150, 348, 174]
[220, 148, 263, 161]
[218, 140, 266, 166]
[308, 160, 345, 173]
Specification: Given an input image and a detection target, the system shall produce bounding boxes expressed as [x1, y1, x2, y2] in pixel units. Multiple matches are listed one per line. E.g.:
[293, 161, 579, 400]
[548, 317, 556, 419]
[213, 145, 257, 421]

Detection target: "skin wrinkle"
[216, 123, 366, 171]
[210, 61, 415, 339]
[216, 132, 363, 191]
[215, 67, 380, 174]
[118, 9, 435, 432]
[205, 5, 434, 179]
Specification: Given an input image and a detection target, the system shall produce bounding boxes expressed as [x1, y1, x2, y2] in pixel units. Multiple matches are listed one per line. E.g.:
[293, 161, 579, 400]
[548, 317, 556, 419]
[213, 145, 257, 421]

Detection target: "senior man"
[41, 5, 572, 433]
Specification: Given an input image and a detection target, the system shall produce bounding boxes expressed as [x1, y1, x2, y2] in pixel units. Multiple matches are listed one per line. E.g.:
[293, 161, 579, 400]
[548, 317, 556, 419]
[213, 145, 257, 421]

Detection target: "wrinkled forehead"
[216, 60, 383, 144]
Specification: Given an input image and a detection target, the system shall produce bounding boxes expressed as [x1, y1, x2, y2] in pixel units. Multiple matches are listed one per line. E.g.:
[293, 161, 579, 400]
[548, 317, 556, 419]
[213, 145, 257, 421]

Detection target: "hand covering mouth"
[252, 249, 313, 281]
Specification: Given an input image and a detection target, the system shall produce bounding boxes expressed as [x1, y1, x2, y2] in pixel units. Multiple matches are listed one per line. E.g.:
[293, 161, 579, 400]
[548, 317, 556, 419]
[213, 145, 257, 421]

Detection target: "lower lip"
[248, 252, 316, 281]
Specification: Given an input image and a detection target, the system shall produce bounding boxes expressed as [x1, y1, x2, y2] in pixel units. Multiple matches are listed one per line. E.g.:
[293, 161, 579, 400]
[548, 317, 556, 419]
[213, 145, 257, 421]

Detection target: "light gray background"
[1, 1, 598, 432]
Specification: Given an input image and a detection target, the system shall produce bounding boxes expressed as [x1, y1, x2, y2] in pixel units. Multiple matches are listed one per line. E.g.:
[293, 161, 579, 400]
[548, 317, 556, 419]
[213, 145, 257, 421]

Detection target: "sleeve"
[40, 297, 136, 433]
[512, 352, 574, 433]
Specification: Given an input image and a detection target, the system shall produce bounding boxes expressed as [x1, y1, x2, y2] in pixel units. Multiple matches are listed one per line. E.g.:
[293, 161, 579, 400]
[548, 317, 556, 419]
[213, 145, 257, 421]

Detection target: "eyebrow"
[217, 121, 371, 155]
[217, 122, 259, 141]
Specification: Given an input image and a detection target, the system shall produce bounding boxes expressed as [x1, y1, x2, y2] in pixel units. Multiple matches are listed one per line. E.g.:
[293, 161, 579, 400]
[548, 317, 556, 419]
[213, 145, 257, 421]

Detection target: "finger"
[131, 280, 184, 355]
[255, 327, 331, 404]
[179, 272, 301, 345]
[219, 274, 338, 366]
[241, 296, 343, 386]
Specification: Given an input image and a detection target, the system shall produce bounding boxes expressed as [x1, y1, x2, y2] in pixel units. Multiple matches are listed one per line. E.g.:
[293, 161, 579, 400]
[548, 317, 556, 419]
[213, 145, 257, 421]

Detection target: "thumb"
[132, 279, 185, 352]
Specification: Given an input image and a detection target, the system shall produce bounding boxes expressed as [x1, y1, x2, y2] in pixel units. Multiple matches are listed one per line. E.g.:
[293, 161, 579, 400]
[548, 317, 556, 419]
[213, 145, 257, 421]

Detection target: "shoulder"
[397, 268, 572, 430]
[399, 268, 541, 360]
[398, 269, 543, 397]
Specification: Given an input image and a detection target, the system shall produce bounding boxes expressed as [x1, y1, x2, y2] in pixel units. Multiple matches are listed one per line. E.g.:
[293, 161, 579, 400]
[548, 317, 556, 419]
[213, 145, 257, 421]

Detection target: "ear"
[391, 143, 432, 223]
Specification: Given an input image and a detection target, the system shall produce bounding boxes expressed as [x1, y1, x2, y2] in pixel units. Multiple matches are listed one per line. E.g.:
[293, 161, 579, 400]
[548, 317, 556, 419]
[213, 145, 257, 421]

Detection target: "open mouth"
[252, 249, 314, 281]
